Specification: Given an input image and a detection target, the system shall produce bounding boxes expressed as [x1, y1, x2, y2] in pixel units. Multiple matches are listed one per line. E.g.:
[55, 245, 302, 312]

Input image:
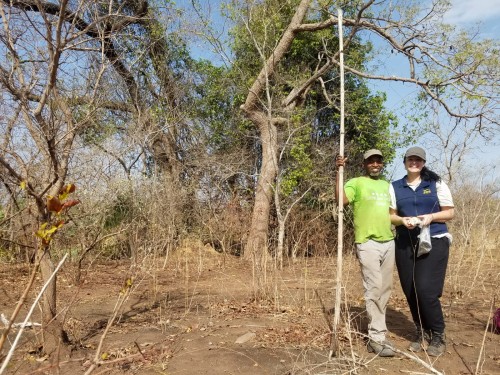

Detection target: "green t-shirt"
[344, 176, 393, 244]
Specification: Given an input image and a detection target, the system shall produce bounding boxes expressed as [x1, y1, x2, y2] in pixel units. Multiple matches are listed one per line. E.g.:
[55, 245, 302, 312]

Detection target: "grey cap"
[405, 146, 426, 161]
[363, 149, 383, 160]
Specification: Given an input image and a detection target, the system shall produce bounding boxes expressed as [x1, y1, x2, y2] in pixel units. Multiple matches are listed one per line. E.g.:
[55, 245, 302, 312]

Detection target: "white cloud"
[444, 0, 500, 24]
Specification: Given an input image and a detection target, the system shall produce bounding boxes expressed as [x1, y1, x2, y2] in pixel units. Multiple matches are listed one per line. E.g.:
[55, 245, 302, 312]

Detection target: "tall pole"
[331, 8, 345, 358]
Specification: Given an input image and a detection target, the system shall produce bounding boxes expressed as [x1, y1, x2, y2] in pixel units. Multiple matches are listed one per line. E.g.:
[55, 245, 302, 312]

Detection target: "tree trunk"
[36, 187, 70, 355]
[38, 247, 69, 355]
[244, 116, 278, 262]
[240, 0, 311, 265]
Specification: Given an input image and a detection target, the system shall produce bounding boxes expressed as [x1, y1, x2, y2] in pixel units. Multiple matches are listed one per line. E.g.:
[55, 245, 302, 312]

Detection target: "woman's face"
[404, 155, 425, 173]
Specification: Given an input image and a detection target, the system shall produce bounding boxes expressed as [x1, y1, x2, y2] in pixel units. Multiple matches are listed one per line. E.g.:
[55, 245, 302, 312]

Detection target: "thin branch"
[0, 253, 68, 374]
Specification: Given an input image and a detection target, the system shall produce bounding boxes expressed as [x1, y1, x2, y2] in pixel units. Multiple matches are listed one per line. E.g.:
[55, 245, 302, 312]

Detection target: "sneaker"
[367, 339, 396, 357]
[426, 331, 446, 357]
[408, 328, 431, 352]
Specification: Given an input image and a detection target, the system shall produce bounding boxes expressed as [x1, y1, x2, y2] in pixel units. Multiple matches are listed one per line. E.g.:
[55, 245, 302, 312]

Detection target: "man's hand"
[335, 155, 349, 206]
[336, 155, 347, 168]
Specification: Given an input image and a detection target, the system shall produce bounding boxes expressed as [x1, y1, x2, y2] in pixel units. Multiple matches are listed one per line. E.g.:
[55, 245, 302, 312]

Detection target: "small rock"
[235, 332, 256, 344]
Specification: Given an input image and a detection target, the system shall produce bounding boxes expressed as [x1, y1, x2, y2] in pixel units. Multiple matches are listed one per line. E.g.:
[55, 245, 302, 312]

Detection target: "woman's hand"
[390, 209, 420, 229]
[401, 216, 420, 229]
[418, 214, 434, 227]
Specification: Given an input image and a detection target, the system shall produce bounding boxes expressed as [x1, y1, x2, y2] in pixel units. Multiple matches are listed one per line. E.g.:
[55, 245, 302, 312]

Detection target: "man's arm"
[335, 156, 350, 207]
[390, 208, 406, 226]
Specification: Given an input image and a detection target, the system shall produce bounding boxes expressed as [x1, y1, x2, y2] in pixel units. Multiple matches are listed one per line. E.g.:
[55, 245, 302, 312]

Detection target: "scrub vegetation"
[0, 1, 498, 374]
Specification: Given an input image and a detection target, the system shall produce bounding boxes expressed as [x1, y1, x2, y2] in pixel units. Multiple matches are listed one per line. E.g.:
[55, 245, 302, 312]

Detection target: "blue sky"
[444, 0, 500, 28]
[382, 0, 499, 182]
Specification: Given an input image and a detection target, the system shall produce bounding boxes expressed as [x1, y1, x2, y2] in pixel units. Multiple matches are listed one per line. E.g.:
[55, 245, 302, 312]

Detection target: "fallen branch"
[475, 298, 495, 375]
[0, 313, 42, 328]
[0, 261, 40, 354]
[0, 253, 68, 374]
[392, 347, 444, 375]
[84, 278, 133, 375]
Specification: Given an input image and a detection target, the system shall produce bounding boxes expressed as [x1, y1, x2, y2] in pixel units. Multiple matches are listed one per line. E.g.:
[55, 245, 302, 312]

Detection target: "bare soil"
[1, 245, 499, 375]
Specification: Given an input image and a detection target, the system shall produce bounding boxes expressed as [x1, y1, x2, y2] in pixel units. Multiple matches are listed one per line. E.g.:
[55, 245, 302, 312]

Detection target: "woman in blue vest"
[389, 146, 455, 356]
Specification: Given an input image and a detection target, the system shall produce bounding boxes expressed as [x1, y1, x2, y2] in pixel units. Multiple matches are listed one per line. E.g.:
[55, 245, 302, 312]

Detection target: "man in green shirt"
[336, 149, 395, 357]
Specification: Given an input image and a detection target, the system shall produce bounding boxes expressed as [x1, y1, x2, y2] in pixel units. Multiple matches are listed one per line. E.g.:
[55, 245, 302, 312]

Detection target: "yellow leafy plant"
[120, 277, 134, 295]
[35, 221, 64, 245]
[37, 183, 80, 245]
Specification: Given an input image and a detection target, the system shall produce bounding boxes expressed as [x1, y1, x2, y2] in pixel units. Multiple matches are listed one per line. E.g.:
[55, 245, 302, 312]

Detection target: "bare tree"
[0, 0, 190, 354]
[422, 96, 498, 184]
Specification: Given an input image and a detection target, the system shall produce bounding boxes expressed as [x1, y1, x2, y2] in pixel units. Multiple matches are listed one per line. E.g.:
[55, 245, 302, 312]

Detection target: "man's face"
[363, 155, 383, 177]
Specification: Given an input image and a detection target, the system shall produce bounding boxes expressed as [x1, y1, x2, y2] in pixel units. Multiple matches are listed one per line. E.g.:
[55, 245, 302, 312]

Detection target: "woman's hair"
[420, 166, 441, 182]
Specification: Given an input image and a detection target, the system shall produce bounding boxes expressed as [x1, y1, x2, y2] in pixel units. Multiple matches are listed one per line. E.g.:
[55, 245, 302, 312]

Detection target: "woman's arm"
[389, 186, 416, 229]
[418, 180, 455, 226]
[419, 206, 454, 226]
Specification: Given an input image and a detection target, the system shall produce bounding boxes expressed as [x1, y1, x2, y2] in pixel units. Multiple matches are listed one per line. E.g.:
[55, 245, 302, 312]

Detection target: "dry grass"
[1, 179, 499, 374]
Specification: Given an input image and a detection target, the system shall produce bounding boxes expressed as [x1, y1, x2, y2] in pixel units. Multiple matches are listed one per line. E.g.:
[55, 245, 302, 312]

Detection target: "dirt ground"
[1, 244, 499, 375]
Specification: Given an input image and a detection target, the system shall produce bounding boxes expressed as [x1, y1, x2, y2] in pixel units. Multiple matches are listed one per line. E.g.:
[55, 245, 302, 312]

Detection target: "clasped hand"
[418, 214, 434, 227]
[402, 214, 433, 228]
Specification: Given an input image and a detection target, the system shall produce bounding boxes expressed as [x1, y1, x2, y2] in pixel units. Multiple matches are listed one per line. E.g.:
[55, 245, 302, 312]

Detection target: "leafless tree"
[0, 0, 189, 354]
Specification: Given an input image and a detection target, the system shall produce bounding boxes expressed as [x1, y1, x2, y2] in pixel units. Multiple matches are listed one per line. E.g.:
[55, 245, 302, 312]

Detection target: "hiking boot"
[367, 339, 396, 357]
[408, 327, 431, 352]
[426, 331, 446, 357]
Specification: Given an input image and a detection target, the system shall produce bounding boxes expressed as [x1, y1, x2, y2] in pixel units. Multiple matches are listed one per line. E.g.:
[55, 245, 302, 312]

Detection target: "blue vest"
[392, 177, 448, 238]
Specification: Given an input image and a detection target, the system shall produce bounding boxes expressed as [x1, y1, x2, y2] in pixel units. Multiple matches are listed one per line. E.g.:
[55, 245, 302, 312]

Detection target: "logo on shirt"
[368, 192, 390, 205]
[423, 188, 432, 194]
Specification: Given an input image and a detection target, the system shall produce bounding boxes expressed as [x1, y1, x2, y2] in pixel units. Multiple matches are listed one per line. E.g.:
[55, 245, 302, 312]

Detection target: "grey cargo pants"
[356, 239, 395, 342]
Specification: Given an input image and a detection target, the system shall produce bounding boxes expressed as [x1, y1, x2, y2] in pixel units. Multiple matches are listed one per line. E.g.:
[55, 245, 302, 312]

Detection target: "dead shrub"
[447, 181, 500, 297]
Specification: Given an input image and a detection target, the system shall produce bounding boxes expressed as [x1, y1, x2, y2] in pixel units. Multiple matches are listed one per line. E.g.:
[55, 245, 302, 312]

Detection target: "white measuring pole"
[331, 8, 345, 357]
